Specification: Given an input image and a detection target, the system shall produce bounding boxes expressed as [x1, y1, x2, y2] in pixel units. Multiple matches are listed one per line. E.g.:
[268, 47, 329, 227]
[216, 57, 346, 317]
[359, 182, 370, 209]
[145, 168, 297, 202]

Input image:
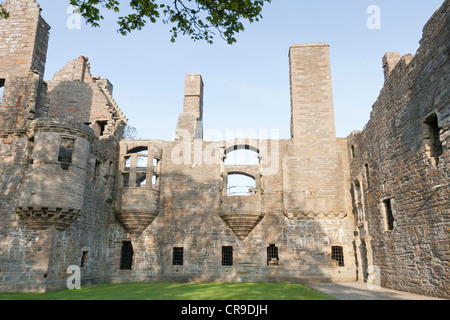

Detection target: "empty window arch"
[227, 173, 256, 196]
[224, 145, 260, 165]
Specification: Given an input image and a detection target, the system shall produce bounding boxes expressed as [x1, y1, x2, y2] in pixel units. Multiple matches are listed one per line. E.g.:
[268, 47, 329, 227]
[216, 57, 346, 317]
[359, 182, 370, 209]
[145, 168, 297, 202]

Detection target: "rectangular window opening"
[58, 137, 75, 164]
[172, 247, 184, 266]
[124, 156, 131, 171]
[331, 246, 345, 267]
[136, 172, 147, 188]
[267, 244, 279, 266]
[93, 159, 102, 183]
[222, 246, 233, 266]
[137, 155, 148, 171]
[120, 241, 133, 270]
[383, 199, 395, 231]
[0, 78, 5, 104]
[80, 251, 88, 267]
[152, 174, 158, 190]
[123, 173, 130, 187]
[27, 137, 34, 164]
[424, 114, 443, 160]
[97, 120, 108, 136]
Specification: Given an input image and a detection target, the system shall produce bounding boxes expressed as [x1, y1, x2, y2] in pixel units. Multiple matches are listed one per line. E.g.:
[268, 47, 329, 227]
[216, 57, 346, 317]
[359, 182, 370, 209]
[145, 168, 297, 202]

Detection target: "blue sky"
[34, 0, 444, 140]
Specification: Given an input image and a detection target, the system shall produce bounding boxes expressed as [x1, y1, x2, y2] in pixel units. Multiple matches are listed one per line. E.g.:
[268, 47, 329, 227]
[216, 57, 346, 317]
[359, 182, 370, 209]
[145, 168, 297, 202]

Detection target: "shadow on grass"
[0, 282, 335, 300]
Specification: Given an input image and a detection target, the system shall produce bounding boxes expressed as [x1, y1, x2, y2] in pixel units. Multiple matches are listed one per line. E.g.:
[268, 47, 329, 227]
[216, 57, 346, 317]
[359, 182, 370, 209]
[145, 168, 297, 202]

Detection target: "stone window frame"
[120, 241, 134, 270]
[267, 244, 279, 266]
[380, 197, 396, 231]
[120, 146, 159, 190]
[57, 136, 76, 166]
[0, 78, 5, 104]
[423, 112, 443, 166]
[221, 246, 233, 266]
[331, 246, 345, 267]
[352, 178, 366, 225]
[172, 247, 184, 266]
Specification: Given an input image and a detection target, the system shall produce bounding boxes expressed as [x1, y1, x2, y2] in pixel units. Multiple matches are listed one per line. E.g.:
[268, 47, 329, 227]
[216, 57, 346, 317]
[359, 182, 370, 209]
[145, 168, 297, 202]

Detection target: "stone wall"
[348, 0, 449, 298]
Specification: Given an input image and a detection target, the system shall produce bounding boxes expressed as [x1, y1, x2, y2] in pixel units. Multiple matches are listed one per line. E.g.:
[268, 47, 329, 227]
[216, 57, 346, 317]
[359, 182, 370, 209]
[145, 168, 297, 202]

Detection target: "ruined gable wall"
[348, 1, 449, 298]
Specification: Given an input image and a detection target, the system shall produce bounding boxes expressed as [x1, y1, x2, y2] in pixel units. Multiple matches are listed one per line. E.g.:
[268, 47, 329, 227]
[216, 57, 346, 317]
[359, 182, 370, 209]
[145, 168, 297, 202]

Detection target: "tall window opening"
[331, 246, 345, 267]
[424, 114, 443, 163]
[351, 145, 356, 158]
[222, 246, 233, 266]
[172, 247, 184, 266]
[123, 173, 130, 187]
[93, 159, 102, 183]
[353, 179, 365, 223]
[80, 251, 88, 267]
[267, 244, 279, 266]
[364, 164, 370, 184]
[58, 137, 75, 164]
[382, 199, 395, 231]
[120, 241, 133, 270]
[0, 78, 5, 104]
[227, 173, 256, 196]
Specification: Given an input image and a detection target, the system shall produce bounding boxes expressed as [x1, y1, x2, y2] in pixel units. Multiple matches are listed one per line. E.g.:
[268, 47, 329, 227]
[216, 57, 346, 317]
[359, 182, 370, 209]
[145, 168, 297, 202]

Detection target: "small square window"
[331, 246, 344, 267]
[58, 137, 75, 164]
[267, 244, 279, 266]
[222, 246, 233, 266]
[173, 247, 184, 266]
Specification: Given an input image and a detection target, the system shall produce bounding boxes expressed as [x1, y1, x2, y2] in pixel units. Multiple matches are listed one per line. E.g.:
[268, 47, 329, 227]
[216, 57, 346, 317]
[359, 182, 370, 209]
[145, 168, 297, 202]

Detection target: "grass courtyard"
[0, 282, 334, 300]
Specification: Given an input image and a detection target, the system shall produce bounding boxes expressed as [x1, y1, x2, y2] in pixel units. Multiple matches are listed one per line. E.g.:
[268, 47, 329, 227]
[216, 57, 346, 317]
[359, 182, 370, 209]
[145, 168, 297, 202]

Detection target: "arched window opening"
[227, 173, 256, 196]
[224, 147, 259, 166]
[127, 146, 148, 155]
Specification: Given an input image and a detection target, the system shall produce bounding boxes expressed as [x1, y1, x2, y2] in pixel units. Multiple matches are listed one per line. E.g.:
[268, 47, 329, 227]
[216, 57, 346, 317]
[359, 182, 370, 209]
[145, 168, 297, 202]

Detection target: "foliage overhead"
[66, 0, 271, 44]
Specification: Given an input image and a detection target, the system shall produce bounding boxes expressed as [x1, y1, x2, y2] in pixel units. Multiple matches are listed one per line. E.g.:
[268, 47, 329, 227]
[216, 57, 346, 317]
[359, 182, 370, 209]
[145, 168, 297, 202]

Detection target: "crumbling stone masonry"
[0, 0, 448, 298]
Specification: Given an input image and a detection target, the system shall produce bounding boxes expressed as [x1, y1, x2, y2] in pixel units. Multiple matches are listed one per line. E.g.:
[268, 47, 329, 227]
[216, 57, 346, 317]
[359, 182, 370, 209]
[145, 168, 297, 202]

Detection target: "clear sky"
[32, 0, 444, 140]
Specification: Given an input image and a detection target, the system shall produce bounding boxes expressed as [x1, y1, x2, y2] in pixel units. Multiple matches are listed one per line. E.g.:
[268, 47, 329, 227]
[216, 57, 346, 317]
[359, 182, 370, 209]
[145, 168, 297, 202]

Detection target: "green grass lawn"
[0, 282, 334, 300]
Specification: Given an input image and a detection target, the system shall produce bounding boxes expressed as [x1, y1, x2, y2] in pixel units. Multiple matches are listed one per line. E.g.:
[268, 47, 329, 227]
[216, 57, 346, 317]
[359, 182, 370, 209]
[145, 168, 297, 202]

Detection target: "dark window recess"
[93, 160, 101, 183]
[123, 173, 130, 187]
[120, 241, 133, 270]
[58, 138, 75, 163]
[0, 78, 5, 103]
[364, 163, 370, 183]
[331, 246, 345, 267]
[222, 246, 233, 266]
[172, 247, 184, 266]
[97, 121, 108, 136]
[27, 137, 34, 164]
[267, 244, 279, 266]
[351, 145, 356, 158]
[136, 172, 147, 188]
[383, 199, 395, 231]
[425, 114, 443, 159]
[80, 251, 88, 267]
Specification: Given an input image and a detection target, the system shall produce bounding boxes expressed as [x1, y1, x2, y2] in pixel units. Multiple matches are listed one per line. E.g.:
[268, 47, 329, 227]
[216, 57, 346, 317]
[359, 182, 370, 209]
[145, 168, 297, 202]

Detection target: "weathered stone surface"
[0, 0, 448, 299]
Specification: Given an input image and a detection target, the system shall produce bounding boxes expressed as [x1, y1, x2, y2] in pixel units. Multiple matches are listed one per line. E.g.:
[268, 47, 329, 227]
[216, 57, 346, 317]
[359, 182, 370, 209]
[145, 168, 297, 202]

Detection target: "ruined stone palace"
[0, 0, 448, 298]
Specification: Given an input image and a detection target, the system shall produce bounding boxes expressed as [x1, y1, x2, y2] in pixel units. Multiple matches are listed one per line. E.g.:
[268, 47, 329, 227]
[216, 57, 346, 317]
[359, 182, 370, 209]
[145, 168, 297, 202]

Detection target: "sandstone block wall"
[348, 1, 449, 298]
